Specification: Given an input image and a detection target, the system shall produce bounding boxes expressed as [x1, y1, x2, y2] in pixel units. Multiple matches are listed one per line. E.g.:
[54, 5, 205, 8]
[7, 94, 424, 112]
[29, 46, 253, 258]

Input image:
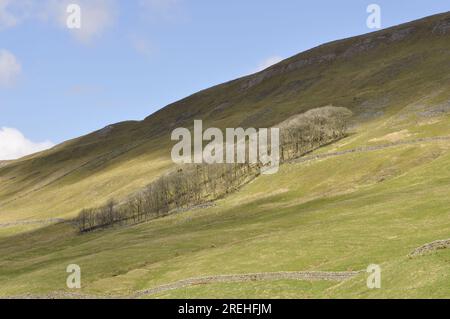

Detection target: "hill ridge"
[1, 11, 449, 221]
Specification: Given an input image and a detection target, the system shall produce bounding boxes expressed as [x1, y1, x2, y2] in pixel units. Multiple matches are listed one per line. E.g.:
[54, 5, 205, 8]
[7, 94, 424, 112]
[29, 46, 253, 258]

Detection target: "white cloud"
[0, 127, 54, 160]
[44, 0, 117, 44]
[254, 56, 284, 73]
[0, 0, 18, 29]
[1, 0, 117, 44]
[0, 49, 21, 88]
[0, 0, 33, 30]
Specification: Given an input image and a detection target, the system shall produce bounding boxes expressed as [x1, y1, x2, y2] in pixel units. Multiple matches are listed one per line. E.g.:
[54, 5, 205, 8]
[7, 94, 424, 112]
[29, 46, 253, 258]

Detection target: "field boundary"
[409, 238, 450, 257]
[288, 135, 450, 164]
[3, 270, 362, 299]
[133, 271, 362, 297]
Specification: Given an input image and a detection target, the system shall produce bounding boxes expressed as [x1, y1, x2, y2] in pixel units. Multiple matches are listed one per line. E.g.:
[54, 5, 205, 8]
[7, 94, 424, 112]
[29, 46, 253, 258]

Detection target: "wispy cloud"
[254, 56, 284, 73]
[0, 49, 21, 88]
[0, 0, 18, 29]
[44, 0, 117, 44]
[130, 34, 155, 58]
[0, 127, 54, 160]
[0, 0, 117, 44]
[0, 0, 33, 30]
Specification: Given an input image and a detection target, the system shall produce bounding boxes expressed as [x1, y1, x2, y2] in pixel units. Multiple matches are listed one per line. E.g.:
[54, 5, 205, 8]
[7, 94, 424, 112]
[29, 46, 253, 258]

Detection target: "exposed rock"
[241, 54, 335, 90]
[341, 38, 378, 59]
[432, 17, 450, 35]
[210, 102, 231, 116]
[285, 53, 336, 71]
[241, 67, 282, 90]
[239, 18, 430, 92]
[283, 77, 320, 95]
[240, 26, 419, 90]
[97, 125, 114, 137]
[340, 27, 415, 59]
[418, 100, 450, 117]
[389, 27, 415, 42]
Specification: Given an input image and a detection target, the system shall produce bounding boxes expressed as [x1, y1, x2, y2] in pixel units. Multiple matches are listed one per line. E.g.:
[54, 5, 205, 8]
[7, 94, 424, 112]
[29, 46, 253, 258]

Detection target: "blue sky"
[0, 0, 449, 159]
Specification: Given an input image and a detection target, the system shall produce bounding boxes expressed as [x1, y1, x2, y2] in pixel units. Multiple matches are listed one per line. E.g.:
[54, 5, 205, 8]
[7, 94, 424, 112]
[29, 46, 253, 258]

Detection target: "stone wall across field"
[409, 239, 450, 257]
[134, 271, 362, 297]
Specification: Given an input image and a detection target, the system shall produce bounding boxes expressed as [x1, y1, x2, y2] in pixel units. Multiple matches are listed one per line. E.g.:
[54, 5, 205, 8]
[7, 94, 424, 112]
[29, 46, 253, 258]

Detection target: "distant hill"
[1, 12, 450, 299]
[0, 11, 449, 221]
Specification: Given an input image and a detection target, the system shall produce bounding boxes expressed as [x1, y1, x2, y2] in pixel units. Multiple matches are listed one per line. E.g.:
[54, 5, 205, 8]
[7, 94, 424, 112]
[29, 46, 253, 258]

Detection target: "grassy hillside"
[0, 12, 449, 298]
[1, 12, 449, 222]
[1, 117, 450, 298]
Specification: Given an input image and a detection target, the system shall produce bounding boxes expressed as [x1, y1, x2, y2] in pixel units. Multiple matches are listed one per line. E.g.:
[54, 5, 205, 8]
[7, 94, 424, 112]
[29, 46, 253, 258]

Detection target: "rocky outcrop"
[389, 27, 416, 42]
[418, 100, 450, 118]
[240, 12, 450, 92]
[240, 24, 421, 91]
[240, 53, 335, 90]
[432, 17, 450, 35]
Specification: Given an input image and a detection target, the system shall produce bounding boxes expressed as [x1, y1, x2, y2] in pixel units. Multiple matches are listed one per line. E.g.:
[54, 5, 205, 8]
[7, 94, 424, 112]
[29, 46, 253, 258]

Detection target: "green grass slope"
[0, 12, 449, 221]
[1, 108, 450, 298]
[0, 12, 449, 298]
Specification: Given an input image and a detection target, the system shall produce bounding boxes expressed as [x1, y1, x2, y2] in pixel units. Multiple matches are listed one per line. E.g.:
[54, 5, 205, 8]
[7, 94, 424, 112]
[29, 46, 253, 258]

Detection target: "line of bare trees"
[278, 106, 352, 161]
[74, 106, 352, 232]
